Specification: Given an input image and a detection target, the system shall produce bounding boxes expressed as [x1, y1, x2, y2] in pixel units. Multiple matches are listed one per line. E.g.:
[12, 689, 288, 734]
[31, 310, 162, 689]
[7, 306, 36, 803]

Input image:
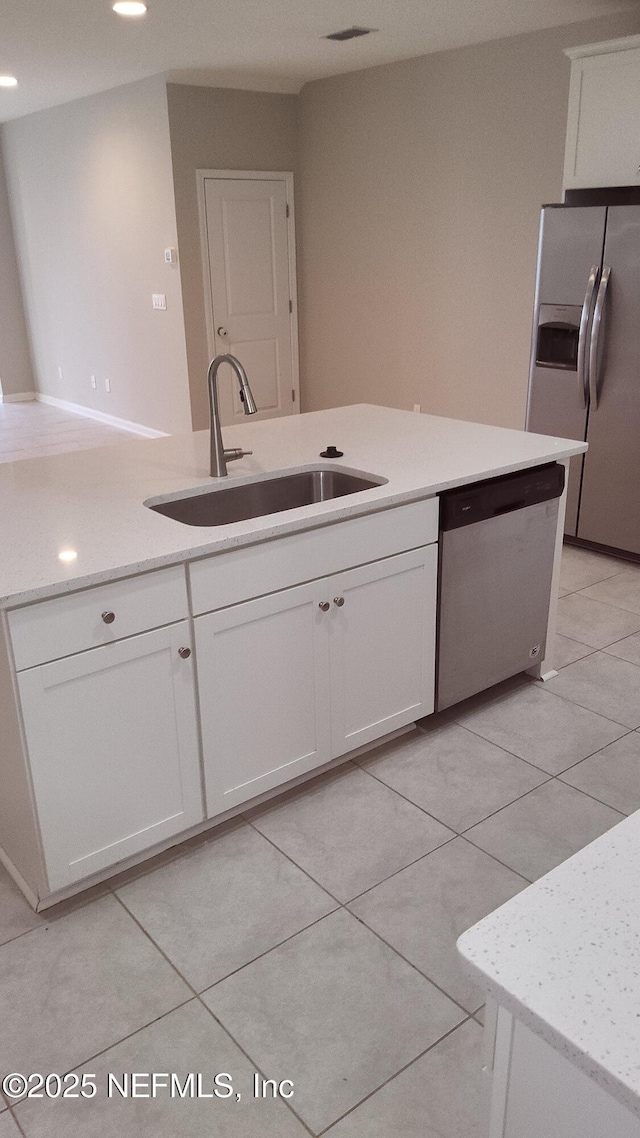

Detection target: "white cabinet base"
[17, 623, 203, 891]
[196, 580, 333, 818]
[488, 1006, 640, 1138]
[3, 722, 415, 911]
[330, 546, 436, 756]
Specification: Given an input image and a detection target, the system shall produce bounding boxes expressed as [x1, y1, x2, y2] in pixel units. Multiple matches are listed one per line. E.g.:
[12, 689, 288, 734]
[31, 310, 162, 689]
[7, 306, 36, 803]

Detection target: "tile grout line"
[6, 996, 196, 1119]
[317, 1015, 477, 1135]
[343, 833, 529, 907]
[534, 662, 640, 729]
[353, 751, 484, 830]
[109, 891, 318, 1137]
[346, 907, 483, 1021]
[241, 819, 484, 1020]
[453, 716, 636, 781]
[358, 749, 556, 845]
[554, 771, 630, 817]
[449, 680, 634, 743]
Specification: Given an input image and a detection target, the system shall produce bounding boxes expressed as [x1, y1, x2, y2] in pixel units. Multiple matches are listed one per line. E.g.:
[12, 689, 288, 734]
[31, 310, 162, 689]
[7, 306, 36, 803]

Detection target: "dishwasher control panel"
[439, 463, 565, 531]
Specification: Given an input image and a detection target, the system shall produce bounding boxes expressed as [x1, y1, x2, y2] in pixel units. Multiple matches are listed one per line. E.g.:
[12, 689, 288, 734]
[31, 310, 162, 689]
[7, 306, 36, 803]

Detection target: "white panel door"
[18, 623, 203, 891]
[195, 580, 332, 818]
[202, 174, 299, 424]
[329, 547, 437, 758]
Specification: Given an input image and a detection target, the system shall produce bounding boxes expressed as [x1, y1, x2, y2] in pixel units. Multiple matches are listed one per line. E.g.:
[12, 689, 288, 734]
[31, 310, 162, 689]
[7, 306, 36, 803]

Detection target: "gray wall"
[2, 76, 192, 434]
[0, 140, 34, 399]
[166, 84, 298, 430]
[298, 10, 640, 430]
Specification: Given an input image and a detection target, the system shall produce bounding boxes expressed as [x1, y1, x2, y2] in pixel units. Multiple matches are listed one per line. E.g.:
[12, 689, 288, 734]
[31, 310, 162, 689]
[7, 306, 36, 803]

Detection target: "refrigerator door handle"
[578, 265, 600, 407]
[589, 265, 611, 410]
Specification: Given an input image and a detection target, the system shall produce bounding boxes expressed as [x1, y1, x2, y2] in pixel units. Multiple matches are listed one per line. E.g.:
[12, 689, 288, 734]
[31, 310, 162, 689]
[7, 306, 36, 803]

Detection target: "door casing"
[197, 169, 300, 424]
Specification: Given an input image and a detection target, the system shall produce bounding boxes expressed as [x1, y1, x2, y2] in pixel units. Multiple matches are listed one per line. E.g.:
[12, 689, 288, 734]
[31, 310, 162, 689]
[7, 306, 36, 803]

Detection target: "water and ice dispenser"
[534, 304, 582, 371]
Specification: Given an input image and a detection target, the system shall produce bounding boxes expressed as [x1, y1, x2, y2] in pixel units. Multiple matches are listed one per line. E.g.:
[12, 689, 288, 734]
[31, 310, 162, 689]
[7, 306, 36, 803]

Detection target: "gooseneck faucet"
[207, 354, 258, 477]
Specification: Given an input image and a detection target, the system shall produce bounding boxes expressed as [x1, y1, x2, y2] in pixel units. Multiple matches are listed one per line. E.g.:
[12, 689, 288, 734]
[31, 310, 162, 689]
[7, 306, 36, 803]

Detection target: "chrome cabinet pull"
[318, 601, 330, 612]
[589, 265, 611, 410]
[101, 611, 115, 624]
[178, 646, 191, 659]
[333, 596, 345, 607]
[578, 265, 599, 408]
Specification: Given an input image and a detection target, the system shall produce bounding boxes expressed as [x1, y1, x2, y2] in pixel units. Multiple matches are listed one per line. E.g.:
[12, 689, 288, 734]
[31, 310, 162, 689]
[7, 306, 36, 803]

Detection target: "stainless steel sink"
[146, 467, 386, 527]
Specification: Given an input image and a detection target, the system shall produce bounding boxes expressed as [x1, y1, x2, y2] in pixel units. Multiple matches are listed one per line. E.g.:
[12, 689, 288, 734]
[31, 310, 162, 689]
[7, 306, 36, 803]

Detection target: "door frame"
[196, 169, 300, 415]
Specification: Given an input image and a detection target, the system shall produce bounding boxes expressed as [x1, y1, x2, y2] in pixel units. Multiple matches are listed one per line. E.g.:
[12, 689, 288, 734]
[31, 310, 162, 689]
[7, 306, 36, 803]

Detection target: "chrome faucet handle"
[224, 448, 253, 462]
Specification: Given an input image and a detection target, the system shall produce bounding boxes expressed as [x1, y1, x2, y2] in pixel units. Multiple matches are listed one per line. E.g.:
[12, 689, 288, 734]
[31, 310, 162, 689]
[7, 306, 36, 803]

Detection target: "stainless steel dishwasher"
[435, 463, 565, 712]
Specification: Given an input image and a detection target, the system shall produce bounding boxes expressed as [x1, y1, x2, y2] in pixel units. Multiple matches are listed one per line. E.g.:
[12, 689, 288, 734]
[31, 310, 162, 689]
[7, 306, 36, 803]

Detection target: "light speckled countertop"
[458, 811, 640, 1118]
[0, 403, 585, 608]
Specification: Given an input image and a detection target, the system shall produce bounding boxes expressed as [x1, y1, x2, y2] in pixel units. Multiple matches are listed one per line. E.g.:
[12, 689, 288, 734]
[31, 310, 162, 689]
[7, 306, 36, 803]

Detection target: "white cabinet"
[329, 547, 436, 757]
[1, 501, 439, 904]
[487, 1006, 640, 1138]
[196, 545, 437, 818]
[196, 581, 332, 816]
[17, 622, 203, 891]
[564, 36, 640, 191]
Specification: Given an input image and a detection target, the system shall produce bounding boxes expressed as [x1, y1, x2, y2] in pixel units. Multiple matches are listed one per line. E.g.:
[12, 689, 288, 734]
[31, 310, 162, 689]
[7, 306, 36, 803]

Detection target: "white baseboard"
[0, 391, 37, 403]
[36, 394, 168, 438]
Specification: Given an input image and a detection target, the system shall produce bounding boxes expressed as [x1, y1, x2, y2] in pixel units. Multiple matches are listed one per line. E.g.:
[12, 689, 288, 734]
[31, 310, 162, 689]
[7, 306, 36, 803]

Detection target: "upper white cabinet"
[564, 36, 640, 190]
[18, 621, 203, 891]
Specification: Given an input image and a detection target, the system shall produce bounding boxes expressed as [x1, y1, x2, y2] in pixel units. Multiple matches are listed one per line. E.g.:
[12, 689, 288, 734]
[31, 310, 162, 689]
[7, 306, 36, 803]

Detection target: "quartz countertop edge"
[457, 809, 640, 1119]
[0, 403, 586, 608]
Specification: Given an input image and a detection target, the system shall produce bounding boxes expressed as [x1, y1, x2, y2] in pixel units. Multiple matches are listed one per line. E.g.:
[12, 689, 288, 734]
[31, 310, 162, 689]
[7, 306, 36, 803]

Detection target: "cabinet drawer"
[8, 565, 188, 671]
[189, 498, 438, 615]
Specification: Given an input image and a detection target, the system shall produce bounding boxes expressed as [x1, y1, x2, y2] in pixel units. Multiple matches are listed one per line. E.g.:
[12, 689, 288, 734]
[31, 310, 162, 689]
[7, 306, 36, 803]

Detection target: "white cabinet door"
[18, 622, 203, 891]
[196, 581, 332, 817]
[564, 45, 640, 189]
[491, 1008, 640, 1138]
[329, 546, 437, 757]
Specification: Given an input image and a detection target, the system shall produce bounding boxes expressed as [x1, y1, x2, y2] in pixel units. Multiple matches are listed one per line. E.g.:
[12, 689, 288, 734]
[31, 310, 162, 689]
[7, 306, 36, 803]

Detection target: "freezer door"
[526, 206, 605, 534]
[578, 206, 640, 555]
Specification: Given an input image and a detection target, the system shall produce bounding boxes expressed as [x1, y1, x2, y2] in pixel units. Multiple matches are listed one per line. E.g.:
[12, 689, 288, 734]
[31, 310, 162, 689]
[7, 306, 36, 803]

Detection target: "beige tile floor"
[0, 401, 134, 463]
[1, 542, 640, 1135]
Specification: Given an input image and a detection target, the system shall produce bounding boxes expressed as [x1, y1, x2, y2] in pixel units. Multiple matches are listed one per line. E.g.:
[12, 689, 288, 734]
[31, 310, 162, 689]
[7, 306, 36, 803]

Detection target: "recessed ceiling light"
[58, 549, 78, 563]
[0, 76, 18, 88]
[112, 1, 147, 16]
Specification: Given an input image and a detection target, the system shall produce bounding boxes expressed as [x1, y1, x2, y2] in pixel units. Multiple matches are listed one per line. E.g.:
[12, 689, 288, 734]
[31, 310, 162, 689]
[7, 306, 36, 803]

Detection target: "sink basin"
[146, 467, 387, 527]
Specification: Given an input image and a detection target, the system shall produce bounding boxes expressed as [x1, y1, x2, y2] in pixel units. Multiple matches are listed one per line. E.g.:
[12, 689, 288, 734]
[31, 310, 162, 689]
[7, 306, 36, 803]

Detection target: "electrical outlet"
[90, 375, 97, 390]
[57, 366, 64, 381]
[152, 293, 167, 310]
[105, 377, 111, 393]
[413, 403, 421, 413]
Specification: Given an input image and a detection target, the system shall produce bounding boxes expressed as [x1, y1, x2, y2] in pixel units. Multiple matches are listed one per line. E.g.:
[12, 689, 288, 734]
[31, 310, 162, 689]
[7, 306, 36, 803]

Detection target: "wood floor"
[0, 401, 136, 464]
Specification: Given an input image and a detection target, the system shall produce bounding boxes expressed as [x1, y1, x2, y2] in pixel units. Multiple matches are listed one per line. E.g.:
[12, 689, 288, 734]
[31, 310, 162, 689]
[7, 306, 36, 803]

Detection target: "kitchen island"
[0, 404, 586, 909]
[458, 810, 640, 1137]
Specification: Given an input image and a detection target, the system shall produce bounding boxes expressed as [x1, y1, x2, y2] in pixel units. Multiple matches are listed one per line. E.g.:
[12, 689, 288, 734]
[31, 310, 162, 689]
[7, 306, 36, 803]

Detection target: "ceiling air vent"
[324, 26, 375, 41]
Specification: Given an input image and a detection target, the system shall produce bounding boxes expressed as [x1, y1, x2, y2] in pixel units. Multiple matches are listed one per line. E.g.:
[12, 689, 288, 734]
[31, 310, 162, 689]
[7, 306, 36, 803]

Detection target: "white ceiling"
[0, 0, 636, 122]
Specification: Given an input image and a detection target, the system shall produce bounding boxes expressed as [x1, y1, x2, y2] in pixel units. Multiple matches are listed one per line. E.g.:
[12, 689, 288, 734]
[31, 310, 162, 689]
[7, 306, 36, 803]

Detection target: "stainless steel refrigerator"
[526, 204, 640, 557]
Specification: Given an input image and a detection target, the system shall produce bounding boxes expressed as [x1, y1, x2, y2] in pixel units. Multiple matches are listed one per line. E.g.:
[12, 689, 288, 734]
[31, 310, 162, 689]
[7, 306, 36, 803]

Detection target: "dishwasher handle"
[439, 463, 565, 531]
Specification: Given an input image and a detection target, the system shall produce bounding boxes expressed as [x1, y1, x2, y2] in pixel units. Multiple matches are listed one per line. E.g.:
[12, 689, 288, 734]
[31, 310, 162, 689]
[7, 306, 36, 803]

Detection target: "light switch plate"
[152, 294, 167, 310]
